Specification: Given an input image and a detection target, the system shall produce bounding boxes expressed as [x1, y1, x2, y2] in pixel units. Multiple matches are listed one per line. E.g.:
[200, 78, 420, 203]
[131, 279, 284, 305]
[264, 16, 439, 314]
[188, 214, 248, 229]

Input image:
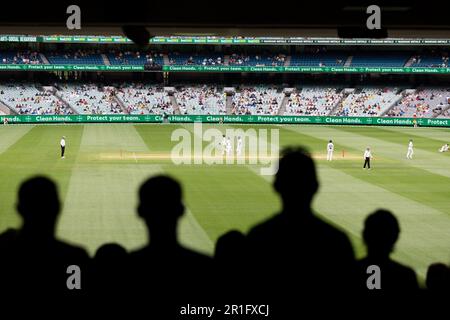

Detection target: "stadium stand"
[228, 53, 286, 66]
[334, 88, 401, 116]
[232, 86, 283, 115]
[46, 50, 104, 65]
[0, 83, 72, 115]
[350, 52, 410, 67]
[57, 84, 122, 114]
[168, 53, 224, 66]
[3, 50, 450, 69]
[175, 85, 225, 115]
[116, 84, 173, 114]
[409, 53, 449, 68]
[108, 51, 164, 65]
[0, 51, 42, 64]
[386, 89, 450, 117]
[284, 87, 343, 115]
[290, 52, 347, 67]
[0, 82, 448, 118]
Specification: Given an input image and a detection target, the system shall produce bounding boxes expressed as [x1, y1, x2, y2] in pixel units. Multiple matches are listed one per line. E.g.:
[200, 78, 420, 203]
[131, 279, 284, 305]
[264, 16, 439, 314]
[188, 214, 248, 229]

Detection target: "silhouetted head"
[215, 230, 246, 263]
[17, 176, 61, 237]
[94, 243, 127, 263]
[363, 209, 400, 258]
[274, 147, 318, 211]
[138, 175, 184, 242]
[329, 140, 332, 143]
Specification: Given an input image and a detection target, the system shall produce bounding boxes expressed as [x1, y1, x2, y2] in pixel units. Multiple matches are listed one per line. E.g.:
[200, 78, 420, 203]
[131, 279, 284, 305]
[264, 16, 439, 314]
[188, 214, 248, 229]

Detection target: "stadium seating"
[334, 88, 401, 116]
[409, 54, 449, 68]
[46, 51, 104, 65]
[116, 84, 173, 115]
[168, 53, 224, 66]
[386, 89, 450, 118]
[290, 52, 347, 67]
[108, 51, 164, 65]
[0, 51, 42, 64]
[57, 84, 122, 114]
[350, 52, 410, 67]
[232, 86, 283, 115]
[0, 83, 72, 115]
[175, 86, 225, 115]
[285, 87, 343, 115]
[228, 54, 286, 66]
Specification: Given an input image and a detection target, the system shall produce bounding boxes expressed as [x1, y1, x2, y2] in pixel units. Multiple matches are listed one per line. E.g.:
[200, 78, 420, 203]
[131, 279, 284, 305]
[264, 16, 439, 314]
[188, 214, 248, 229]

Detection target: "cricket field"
[0, 123, 449, 282]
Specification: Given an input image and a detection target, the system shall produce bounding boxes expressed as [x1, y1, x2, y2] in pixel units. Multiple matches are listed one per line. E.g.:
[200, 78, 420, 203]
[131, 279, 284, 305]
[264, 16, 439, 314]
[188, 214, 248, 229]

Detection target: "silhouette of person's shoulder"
[49, 238, 90, 260]
[0, 228, 19, 244]
[248, 213, 352, 248]
[357, 257, 418, 291]
[130, 244, 211, 264]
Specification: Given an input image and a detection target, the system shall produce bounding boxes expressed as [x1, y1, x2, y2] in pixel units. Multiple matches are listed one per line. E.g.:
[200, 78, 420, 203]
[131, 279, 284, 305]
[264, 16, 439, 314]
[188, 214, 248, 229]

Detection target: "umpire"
[60, 136, 66, 159]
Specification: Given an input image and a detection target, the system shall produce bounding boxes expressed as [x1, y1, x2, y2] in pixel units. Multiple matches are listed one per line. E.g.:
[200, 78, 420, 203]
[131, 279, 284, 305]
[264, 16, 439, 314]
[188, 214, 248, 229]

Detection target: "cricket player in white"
[327, 140, 334, 161]
[225, 137, 232, 156]
[221, 135, 227, 155]
[363, 147, 372, 170]
[236, 136, 243, 156]
[60, 136, 66, 159]
[439, 143, 449, 152]
[406, 139, 414, 159]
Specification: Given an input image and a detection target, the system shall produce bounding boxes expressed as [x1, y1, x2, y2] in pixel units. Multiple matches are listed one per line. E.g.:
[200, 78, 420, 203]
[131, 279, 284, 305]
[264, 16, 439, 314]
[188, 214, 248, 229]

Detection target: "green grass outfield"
[0, 123, 449, 281]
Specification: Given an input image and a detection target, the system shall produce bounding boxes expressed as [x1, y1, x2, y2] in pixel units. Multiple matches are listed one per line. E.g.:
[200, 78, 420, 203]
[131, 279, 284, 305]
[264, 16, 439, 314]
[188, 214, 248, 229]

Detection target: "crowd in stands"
[228, 53, 286, 66]
[386, 89, 450, 118]
[0, 149, 448, 310]
[335, 88, 401, 117]
[58, 84, 122, 114]
[0, 84, 72, 115]
[168, 53, 223, 66]
[2, 49, 450, 69]
[0, 51, 42, 65]
[108, 50, 164, 66]
[175, 85, 226, 115]
[0, 83, 449, 118]
[116, 84, 173, 115]
[46, 50, 104, 65]
[285, 87, 343, 116]
[232, 86, 282, 115]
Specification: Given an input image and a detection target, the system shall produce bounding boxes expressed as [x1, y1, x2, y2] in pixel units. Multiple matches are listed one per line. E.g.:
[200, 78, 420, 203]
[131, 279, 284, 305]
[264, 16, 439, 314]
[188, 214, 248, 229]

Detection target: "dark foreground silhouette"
[0, 176, 89, 294]
[357, 209, 419, 292]
[128, 175, 213, 303]
[245, 147, 357, 298]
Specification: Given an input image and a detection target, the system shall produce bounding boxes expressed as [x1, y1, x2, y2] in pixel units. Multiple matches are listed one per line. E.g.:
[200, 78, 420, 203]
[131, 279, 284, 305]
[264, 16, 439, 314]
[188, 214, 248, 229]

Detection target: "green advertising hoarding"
[1, 64, 450, 74]
[3, 34, 450, 46]
[1, 114, 449, 127]
[0, 65, 145, 72]
[162, 65, 450, 74]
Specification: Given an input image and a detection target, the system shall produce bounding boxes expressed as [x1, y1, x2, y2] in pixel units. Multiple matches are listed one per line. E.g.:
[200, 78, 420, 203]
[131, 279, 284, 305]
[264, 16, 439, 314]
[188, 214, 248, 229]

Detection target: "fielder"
[327, 140, 334, 161]
[60, 136, 66, 159]
[406, 139, 414, 159]
[363, 147, 372, 170]
[439, 143, 449, 152]
[221, 134, 227, 155]
[236, 136, 243, 156]
[225, 137, 232, 156]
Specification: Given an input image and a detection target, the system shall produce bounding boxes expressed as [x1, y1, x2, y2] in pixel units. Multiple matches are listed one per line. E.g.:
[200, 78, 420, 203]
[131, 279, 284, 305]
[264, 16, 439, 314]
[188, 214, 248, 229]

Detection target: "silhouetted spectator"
[214, 230, 247, 299]
[357, 209, 419, 292]
[426, 263, 450, 293]
[246, 147, 356, 297]
[129, 175, 212, 302]
[90, 243, 128, 293]
[0, 176, 89, 294]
